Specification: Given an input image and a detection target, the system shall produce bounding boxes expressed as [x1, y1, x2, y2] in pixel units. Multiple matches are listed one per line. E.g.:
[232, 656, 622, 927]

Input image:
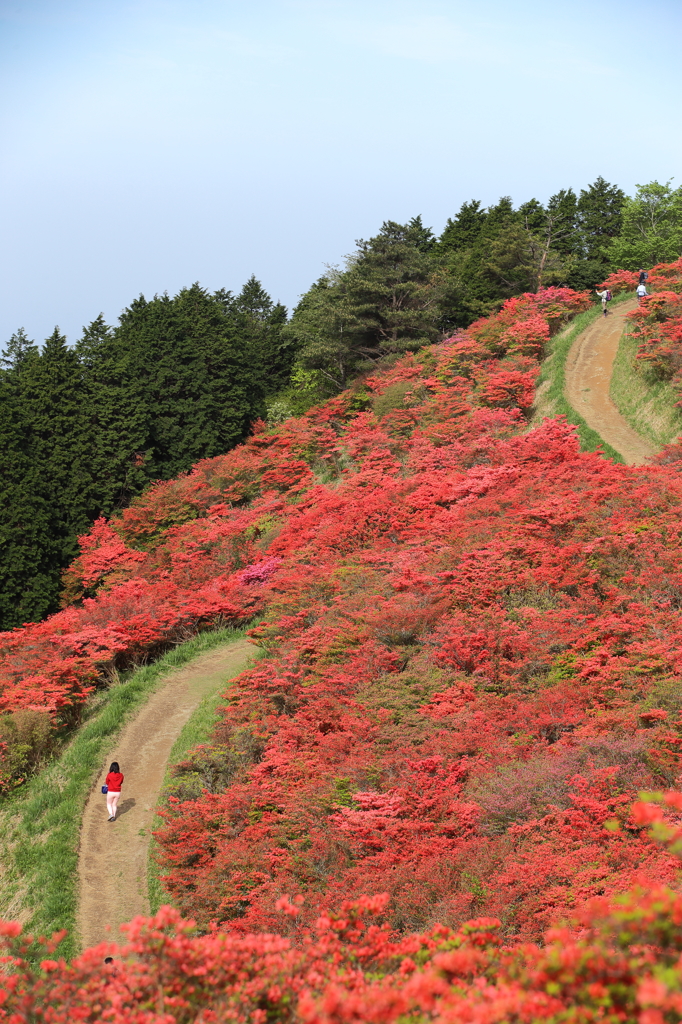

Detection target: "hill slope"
[3, 280, 682, 939]
[4, 276, 682, 1017]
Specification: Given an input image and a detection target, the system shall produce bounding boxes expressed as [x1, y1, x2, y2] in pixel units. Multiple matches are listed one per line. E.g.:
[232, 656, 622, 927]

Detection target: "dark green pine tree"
[76, 314, 150, 514]
[233, 276, 292, 394]
[436, 200, 487, 254]
[0, 332, 57, 628]
[0, 327, 38, 370]
[437, 197, 522, 328]
[341, 219, 442, 359]
[571, 176, 626, 287]
[113, 284, 265, 479]
[517, 198, 547, 232]
[545, 188, 580, 258]
[22, 328, 96, 570]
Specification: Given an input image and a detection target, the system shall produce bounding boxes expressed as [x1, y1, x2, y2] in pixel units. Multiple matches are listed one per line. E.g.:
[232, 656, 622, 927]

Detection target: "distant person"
[637, 282, 648, 303]
[638, 268, 649, 285]
[104, 955, 119, 977]
[104, 761, 124, 821]
[595, 288, 611, 317]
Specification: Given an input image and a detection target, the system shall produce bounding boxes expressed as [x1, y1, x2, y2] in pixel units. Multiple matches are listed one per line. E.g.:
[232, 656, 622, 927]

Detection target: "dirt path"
[564, 298, 656, 465]
[77, 639, 256, 950]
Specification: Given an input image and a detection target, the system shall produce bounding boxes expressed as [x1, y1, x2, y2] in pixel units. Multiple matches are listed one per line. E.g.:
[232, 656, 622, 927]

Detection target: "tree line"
[0, 279, 293, 629]
[278, 176, 626, 403]
[2, 175, 681, 630]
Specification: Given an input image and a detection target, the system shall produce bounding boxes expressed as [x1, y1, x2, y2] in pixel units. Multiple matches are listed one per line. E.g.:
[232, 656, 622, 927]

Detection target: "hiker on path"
[638, 268, 649, 285]
[637, 282, 648, 303]
[595, 288, 611, 317]
[104, 761, 124, 821]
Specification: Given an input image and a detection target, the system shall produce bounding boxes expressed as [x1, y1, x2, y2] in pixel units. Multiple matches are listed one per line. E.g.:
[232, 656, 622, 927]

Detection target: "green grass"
[147, 685, 230, 915]
[610, 325, 682, 448]
[0, 626, 248, 962]
[530, 293, 633, 462]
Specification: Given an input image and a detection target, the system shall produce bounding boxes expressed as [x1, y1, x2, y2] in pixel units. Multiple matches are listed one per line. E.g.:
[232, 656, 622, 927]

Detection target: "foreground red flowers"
[4, 866, 682, 1023]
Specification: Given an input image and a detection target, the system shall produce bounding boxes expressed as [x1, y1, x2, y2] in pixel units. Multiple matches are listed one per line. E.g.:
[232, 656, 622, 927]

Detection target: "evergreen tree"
[563, 176, 627, 287]
[437, 200, 487, 253]
[76, 315, 150, 514]
[233, 276, 292, 394]
[437, 197, 521, 328]
[545, 189, 580, 257]
[22, 328, 95, 566]
[0, 334, 56, 627]
[1, 328, 38, 370]
[113, 284, 264, 479]
[286, 219, 442, 389]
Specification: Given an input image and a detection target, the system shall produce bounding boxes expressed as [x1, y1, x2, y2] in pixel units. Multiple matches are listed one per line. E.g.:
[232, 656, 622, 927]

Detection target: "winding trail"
[77, 639, 256, 950]
[564, 298, 656, 465]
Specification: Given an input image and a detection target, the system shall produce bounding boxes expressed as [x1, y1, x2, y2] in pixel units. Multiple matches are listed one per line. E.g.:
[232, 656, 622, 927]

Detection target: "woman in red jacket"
[104, 761, 124, 821]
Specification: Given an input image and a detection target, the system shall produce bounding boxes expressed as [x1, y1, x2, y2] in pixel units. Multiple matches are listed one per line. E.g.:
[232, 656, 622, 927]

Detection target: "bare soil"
[564, 298, 657, 465]
[77, 639, 256, 950]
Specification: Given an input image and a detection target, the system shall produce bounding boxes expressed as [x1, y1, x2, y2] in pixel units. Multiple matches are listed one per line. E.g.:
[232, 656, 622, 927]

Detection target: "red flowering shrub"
[4, 862, 682, 1021]
[598, 268, 639, 293]
[649, 256, 682, 294]
[4, 282, 682, 961]
[501, 314, 550, 357]
[626, 260, 682, 402]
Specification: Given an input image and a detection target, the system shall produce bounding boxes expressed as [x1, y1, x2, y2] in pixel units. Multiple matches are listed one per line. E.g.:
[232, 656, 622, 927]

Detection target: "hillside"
[4, 272, 682, 1017]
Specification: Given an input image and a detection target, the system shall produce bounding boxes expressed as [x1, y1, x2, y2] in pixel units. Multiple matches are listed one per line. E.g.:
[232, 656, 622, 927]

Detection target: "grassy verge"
[530, 292, 633, 462]
[0, 626, 248, 962]
[610, 324, 682, 448]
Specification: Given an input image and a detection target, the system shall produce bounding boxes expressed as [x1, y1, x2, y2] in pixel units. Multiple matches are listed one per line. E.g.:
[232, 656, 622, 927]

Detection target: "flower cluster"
[3, 870, 682, 1022]
[626, 260, 682, 399]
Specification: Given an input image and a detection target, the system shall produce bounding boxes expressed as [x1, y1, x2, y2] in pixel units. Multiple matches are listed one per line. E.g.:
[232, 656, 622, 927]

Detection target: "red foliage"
[626, 259, 682, 402]
[4, 873, 682, 1021]
[598, 268, 639, 293]
[3, 282, 682, 952]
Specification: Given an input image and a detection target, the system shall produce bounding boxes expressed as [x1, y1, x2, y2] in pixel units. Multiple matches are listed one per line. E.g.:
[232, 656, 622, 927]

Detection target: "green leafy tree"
[607, 180, 682, 270]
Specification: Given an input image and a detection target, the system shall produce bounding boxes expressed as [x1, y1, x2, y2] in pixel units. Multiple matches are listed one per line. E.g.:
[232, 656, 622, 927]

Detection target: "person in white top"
[636, 283, 648, 303]
[595, 289, 610, 317]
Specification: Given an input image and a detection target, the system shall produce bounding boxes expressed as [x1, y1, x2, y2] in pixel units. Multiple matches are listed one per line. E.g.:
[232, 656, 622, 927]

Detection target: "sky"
[1, 0, 681, 344]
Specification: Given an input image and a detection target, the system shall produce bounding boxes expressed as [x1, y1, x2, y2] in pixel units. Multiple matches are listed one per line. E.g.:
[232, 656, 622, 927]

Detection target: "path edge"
[0, 627, 249, 963]
[531, 292, 633, 462]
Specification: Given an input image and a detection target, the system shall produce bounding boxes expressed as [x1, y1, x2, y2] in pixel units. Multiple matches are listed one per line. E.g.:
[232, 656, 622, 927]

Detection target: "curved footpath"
[564, 297, 656, 465]
[77, 639, 256, 950]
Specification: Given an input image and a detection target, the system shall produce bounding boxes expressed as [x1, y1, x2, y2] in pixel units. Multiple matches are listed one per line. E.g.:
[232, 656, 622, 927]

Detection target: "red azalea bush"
[5, 855, 682, 1022]
[3, 282, 682, 947]
[649, 257, 682, 294]
[467, 287, 590, 354]
[626, 259, 682, 399]
[598, 268, 639, 293]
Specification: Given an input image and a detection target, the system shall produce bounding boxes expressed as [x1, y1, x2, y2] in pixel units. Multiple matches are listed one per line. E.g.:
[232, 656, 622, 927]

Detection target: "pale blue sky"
[1, 0, 681, 343]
